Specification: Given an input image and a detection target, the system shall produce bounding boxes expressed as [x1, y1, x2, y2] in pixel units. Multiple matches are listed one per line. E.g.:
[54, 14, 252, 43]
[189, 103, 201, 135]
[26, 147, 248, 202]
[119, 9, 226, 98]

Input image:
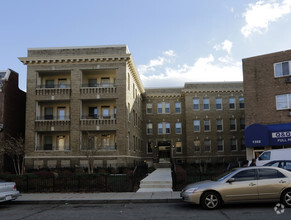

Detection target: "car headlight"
[185, 187, 199, 193]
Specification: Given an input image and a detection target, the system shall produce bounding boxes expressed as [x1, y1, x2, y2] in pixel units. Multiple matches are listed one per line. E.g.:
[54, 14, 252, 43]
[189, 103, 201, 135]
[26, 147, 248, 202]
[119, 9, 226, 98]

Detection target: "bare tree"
[3, 135, 25, 175]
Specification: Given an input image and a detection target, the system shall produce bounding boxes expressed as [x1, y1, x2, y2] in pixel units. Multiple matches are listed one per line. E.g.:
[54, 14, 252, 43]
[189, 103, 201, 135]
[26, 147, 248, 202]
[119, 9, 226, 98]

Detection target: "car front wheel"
[201, 191, 221, 210]
[281, 189, 291, 208]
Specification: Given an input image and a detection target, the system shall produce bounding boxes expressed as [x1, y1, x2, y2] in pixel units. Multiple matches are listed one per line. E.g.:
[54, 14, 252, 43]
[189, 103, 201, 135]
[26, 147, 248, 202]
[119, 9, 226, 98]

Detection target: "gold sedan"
[180, 166, 291, 209]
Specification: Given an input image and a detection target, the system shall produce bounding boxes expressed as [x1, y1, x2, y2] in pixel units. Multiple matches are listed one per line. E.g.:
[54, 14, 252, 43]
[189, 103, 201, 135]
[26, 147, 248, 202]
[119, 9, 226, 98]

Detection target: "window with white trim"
[276, 94, 291, 110]
[216, 98, 222, 110]
[203, 98, 210, 110]
[229, 97, 235, 109]
[176, 122, 182, 134]
[157, 102, 170, 114]
[204, 119, 210, 131]
[204, 139, 211, 152]
[176, 141, 182, 153]
[175, 102, 181, 113]
[274, 61, 291, 77]
[158, 122, 171, 134]
[216, 119, 223, 131]
[217, 139, 224, 152]
[146, 123, 153, 135]
[146, 103, 153, 114]
[194, 120, 200, 132]
[231, 139, 237, 151]
[193, 98, 199, 110]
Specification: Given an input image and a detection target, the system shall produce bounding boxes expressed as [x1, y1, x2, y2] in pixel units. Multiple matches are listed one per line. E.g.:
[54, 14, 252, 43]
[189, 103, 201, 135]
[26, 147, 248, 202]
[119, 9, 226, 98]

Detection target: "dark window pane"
[233, 169, 256, 181]
[282, 62, 289, 76]
[259, 168, 285, 179]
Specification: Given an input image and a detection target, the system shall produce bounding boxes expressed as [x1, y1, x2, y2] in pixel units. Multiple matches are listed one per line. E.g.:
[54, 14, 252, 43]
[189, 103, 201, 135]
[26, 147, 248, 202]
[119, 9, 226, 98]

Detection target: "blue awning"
[245, 123, 291, 147]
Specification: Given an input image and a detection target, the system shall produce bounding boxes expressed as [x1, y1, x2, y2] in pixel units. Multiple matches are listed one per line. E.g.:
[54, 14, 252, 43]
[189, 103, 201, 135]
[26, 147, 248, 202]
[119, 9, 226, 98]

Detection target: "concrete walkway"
[137, 168, 173, 192]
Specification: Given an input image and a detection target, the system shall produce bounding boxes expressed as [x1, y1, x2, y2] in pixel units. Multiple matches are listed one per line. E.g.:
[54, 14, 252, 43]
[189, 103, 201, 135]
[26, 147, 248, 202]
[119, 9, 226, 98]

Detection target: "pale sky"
[1, 0, 291, 91]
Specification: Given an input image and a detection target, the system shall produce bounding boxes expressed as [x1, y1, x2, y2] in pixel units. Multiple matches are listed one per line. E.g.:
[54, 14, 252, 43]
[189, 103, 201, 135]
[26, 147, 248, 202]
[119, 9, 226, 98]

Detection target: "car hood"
[183, 180, 220, 191]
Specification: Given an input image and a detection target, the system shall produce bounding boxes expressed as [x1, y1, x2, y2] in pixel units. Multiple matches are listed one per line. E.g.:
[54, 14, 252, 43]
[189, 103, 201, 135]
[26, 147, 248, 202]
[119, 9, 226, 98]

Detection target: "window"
[175, 102, 181, 113]
[239, 97, 244, 109]
[146, 103, 153, 114]
[146, 123, 153, 135]
[45, 80, 54, 88]
[194, 140, 200, 151]
[114, 107, 116, 119]
[165, 103, 170, 113]
[101, 77, 110, 87]
[229, 97, 235, 109]
[176, 122, 182, 134]
[193, 98, 199, 110]
[258, 151, 271, 161]
[87, 135, 97, 150]
[165, 123, 170, 134]
[58, 107, 66, 120]
[274, 61, 291, 77]
[230, 119, 236, 131]
[231, 139, 237, 151]
[241, 138, 246, 151]
[194, 120, 200, 132]
[216, 119, 223, 131]
[44, 107, 53, 120]
[157, 103, 163, 114]
[44, 136, 53, 150]
[88, 79, 97, 87]
[276, 94, 291, 110]
[89, 107, 98, 118]
[217, 139, 223, 152]
[216, 98, 222, 110]
[204, 119, 210, 131]
[176, 142, 182, 153]
[203, 98, 209, 110]
[57, 135, 66, 151]
[204, 140, 211, 152]
[147, 142, 153, 153]
[158, 123, 163, 134]
[240, 118, 245, 130]
[233, 169, 256, 182]
[158, 122, 171, 134]
[128, 103, 130, 121]
[258, 169, 286, 179]
[102, 106, 110, 118]
[58, 79, 67, 88]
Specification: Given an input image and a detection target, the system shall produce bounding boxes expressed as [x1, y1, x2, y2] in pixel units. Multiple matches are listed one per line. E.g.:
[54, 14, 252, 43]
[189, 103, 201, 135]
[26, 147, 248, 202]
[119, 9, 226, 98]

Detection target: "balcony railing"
[36, 145, 71, 151]
[80, 84, 116, 95]
[37, 84, 71, 89]
[81, 114, 116, 120]
[81, 144, 116, 151]
[36, 84, 71, 96]
[36, 115, 70, 120]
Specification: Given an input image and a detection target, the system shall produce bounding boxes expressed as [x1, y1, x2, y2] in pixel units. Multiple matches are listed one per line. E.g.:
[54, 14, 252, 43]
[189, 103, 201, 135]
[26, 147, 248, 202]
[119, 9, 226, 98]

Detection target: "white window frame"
[175, 102, 181, 114]
[229, 97, 235, 109]
[204, 119, 211, 132]
[274, 61, 291, 78]
[193, 98, 199, 110]
[175, 122, 182, 134]
[203, 98, 210, 110]
[216, 98, 222, 110]
[194, 120, 200, 132]
[146, 123, 153, 135]
[217, 139, 224, 152]
[216, 119, 223, 132]
[276, 94, 291, 110]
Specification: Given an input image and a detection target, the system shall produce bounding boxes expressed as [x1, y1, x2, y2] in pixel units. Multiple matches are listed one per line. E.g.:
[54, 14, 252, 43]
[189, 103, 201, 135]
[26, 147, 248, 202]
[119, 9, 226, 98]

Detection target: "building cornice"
[18, 54, 131, 65]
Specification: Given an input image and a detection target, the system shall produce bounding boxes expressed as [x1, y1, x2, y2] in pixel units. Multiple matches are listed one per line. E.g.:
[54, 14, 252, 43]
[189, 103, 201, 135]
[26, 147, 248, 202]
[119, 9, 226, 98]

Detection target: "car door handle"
[279, 180, 286, 183]
[249, 183, 256, 186]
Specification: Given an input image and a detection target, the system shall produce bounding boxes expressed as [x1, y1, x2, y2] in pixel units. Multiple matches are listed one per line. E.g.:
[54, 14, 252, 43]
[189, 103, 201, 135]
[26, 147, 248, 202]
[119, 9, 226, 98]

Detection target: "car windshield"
[216, 170, 235, 182]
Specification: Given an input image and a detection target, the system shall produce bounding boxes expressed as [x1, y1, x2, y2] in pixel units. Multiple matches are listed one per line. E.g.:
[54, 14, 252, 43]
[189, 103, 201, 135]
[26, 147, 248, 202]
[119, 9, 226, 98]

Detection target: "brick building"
[0, 69, 26, 173]
[243, 49, 291, 160]
[19, 45, 245, 169]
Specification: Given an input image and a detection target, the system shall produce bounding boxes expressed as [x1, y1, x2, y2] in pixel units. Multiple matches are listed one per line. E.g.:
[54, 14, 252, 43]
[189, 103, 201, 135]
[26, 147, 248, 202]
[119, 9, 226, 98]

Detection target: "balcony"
[35, 115, 70, 131]
[36, 84, 71, 100]
[80, 83, 117, 99]
[80, 114, 116, 130]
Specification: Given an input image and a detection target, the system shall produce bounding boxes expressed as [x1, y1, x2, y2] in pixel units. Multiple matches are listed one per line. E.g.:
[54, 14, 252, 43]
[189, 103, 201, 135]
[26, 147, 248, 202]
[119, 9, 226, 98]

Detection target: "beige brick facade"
[20, 45, 246, 169]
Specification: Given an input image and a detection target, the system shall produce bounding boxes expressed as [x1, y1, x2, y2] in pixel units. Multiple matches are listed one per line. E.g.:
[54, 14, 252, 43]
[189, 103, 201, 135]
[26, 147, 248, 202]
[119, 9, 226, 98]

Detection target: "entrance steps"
[154, 162, 172, 169]
[137, 168, 173, 192]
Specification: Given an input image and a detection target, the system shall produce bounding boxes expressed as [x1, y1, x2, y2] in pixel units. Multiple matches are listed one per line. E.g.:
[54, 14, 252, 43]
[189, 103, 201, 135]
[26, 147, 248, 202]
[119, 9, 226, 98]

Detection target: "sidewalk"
[14, 191, 181, 204]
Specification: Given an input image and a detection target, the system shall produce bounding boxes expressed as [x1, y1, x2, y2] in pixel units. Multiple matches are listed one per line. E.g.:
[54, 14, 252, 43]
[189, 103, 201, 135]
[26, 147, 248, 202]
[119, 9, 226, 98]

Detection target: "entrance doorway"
[158, 140, 171, 163]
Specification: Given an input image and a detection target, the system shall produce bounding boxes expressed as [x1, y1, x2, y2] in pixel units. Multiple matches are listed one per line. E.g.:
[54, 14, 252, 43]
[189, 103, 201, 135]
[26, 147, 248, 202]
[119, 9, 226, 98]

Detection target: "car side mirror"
[227, 178, 235, 183]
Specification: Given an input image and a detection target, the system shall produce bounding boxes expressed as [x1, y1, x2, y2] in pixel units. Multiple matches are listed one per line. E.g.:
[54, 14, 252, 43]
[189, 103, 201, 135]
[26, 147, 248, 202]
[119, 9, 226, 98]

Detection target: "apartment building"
[243, 49, 291, 160]
[143, 82, 246, 166]
[0, 69, 26, 172]
[19, 45, 245, 169]
[19, 45, 144, 169]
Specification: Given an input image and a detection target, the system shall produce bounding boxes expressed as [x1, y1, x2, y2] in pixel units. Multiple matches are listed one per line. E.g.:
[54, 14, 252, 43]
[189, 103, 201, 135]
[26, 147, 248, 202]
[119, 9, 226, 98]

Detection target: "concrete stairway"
[137, 168, 173, 192]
